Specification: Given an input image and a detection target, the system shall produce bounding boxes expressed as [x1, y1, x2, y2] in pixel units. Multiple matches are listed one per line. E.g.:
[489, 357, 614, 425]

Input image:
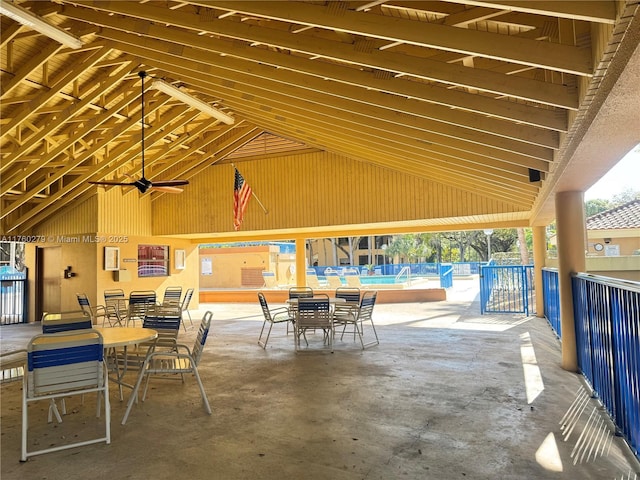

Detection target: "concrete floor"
[1, 282, 638, 480]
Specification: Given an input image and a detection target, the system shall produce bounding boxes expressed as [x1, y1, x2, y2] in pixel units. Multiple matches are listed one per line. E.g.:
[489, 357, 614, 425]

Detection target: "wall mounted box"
[113, 270, 132, 282]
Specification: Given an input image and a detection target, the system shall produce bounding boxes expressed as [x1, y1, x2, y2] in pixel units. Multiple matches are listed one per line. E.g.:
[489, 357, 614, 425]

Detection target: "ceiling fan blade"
[151, 180, 189, 187]
[89, 181, 136, 186]
[150, 185, 184, 194]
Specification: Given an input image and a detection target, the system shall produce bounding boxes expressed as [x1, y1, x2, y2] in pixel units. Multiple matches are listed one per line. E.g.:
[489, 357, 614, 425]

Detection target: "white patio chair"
[22, 329, 110, 461]
[180, 287, 195, 329]
[326, 273, 343, 289]
[41, 311, 93, 422]
[294, 295, 334, 353]
[258, 292, 294, 348]
[104, 289, 127, 326]
[262, 271, 283, 289]
[76, 293, 109, 326]
[116, 305, 183, 373]
[127, 290, 157, 327]
[161, 286, 183, 306]
[336, 290, 380, 350]
[122, 311, 213, 425]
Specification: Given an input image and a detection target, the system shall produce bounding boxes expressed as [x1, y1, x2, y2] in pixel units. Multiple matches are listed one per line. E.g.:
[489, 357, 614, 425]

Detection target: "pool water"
[318, 275, 412, 285]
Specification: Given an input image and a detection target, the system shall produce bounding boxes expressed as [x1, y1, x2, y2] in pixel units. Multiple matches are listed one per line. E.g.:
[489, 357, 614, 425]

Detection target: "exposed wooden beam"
[1, 44, 111, 139]
[60, 3, 578, 109]
[441, 0, 617, 24]
[108, 40, 554, 169]
[205, 1, 593, 75]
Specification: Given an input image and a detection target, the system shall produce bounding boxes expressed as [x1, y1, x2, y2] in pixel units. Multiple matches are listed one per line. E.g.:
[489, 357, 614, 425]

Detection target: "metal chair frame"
[162, 286, 183, 306]
[294, 295, 334, 353]
[337, 291, 380, 350]
[180, 288, 195, 329]
[258, 292, 294, 349]
[76, 293, 109, 327]
[22, 330, 110, 461]
[41, 311, 93, 422]
[127, 291, 157, 327]
[104, 289, 127, 327]
[122, 312, 213, 425]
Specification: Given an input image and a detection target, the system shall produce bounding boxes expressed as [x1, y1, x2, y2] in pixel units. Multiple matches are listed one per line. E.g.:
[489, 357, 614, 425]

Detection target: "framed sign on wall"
[104, 247, 120, 271]
[175, 249, 186, 270]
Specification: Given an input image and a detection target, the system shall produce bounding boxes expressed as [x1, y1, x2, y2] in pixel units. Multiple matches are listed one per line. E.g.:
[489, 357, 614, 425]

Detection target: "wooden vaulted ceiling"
[1, 1, 639, 236]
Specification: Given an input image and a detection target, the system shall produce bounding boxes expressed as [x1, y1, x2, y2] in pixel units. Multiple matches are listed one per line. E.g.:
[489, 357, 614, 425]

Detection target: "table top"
[93, 327, 157, 348]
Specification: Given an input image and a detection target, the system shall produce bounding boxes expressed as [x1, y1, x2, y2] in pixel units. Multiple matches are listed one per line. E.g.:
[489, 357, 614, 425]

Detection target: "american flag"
[233, 168, 252, 230]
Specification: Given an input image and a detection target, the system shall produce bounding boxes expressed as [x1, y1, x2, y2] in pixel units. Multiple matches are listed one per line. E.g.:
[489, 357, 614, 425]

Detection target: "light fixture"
[0, 0, 83, 49]
[150, 79, 235, 125]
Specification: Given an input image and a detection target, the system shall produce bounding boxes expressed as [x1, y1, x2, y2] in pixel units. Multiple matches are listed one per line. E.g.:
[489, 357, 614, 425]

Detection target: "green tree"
[611, 188, 640, 205]
[585, 198, 612, 216]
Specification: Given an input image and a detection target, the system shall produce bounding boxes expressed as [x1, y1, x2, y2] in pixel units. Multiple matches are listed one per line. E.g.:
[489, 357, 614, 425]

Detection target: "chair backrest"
[335, 287, 360, 303]
[129, 290, 157, 318]
[162, 286, 182, 305]
[289, 286, 313, 299]
[42, 311, 92, 333]
[129, 290, 157, 305]
[191, 311, 213, 366]
[142, 308, 182, 348]
[326, 274, 343, 289]
[76, 293, 92, 314]
[358, 291, 377, 320]
[257, 292, 273, 321]
[344, 274, 363, 288]
[262, 271, 279, 288]
[181, 288, 194, 311]
[296, 295, 331, 328]
[27, 330, 104, 396]
[104, 288, 125, 300]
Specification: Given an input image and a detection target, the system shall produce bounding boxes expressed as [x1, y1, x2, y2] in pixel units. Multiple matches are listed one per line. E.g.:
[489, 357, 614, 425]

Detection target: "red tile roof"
[586, 200, 640, 230]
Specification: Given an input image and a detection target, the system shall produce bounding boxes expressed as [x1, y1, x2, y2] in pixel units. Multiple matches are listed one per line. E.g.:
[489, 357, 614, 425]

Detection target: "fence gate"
[0, 271, 28, 325]
[480, 265, 535, 315]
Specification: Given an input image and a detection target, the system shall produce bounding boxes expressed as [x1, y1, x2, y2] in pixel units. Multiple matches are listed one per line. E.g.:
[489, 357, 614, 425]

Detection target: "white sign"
[604, 244, 620, 257]
[201, 257, 212, 275]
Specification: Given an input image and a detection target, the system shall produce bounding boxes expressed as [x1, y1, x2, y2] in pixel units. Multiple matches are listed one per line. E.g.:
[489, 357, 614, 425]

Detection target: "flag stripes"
[233, 168, 252, 230]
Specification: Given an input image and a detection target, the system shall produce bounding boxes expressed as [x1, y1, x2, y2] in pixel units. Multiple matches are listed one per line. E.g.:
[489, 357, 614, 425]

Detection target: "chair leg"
[258, 320, 274, 349]
[48, 399, 63, 423]
[21, 386, 28, 462]
[142, 372, 153, 401]
[122, 361, 148, 425]
[191, 365, 212, 415]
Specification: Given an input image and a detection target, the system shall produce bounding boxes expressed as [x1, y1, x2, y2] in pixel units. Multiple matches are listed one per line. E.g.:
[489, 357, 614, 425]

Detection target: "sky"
[584, 144, 640, 201]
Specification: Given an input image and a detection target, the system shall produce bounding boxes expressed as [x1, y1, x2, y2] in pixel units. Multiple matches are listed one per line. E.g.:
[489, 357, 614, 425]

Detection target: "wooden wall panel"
[152, 152, 527, 236]
[34, 195, 98, 235]
[98, 188, 153, 236]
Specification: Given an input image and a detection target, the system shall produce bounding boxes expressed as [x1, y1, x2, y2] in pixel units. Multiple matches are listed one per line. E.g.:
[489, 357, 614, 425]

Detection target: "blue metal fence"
[542, 268, 561, 337]
[0, 270, 28, 325]
[572, 274, 639, 460]
[479, 265, 535, 315]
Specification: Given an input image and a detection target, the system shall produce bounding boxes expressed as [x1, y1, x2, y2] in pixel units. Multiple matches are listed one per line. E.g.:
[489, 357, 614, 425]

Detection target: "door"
[36, 246, 61, 321]
[480, 265, 536, 315]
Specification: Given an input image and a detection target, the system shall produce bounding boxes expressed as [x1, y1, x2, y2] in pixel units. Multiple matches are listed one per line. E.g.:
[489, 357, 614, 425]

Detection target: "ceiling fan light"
[150, 79, 235, 125]
[0, 0, 84, 49]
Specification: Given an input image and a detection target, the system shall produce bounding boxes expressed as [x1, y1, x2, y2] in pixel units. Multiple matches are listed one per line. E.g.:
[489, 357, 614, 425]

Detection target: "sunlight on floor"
[520, 332, 544, 404]
[403, 315, 532, 331]
[536, 432, 564, 472]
